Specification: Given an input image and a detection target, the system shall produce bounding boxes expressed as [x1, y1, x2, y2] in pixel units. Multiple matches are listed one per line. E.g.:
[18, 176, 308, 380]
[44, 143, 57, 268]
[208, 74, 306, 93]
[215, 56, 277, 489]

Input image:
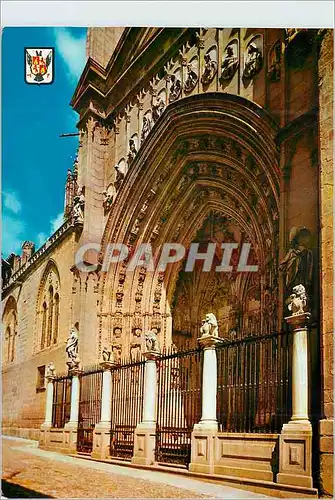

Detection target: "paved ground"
[2, 436, 271, 499]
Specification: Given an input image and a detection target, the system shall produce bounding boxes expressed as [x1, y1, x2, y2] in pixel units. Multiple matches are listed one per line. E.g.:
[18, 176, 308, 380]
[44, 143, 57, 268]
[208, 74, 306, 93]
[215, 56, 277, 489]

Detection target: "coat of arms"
[25, 48, 54, 84]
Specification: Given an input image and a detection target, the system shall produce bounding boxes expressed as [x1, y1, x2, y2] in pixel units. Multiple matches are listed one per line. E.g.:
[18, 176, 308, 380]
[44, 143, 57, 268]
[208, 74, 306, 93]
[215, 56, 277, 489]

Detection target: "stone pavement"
[2, 436, 272, 499]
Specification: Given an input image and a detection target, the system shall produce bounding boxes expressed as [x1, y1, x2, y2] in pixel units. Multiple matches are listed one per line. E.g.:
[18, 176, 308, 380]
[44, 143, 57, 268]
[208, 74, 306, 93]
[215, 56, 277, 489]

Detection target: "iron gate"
[52, 374, 72, 428]
[110, 357, 145, 459]
[77, 365, 103, 453]
[155, 347, 202, 466]
[216, 331, 292, 433]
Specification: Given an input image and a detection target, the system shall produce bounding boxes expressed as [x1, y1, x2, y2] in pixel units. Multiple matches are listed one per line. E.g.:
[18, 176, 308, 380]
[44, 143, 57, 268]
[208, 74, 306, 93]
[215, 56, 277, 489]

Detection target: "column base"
[189, 423, 217, 474]
[92, 422, 111, 460]
[277, 420, 313, 489]
[63, 421, 78, 453]
[131, 423, 156, 466]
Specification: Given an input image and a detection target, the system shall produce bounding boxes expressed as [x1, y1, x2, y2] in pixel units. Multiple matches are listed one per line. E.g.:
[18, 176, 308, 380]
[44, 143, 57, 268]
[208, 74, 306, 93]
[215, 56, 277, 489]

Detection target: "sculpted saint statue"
[127, 139, 137, 164]
[169, 75, 182, 102]
[66, 328, 79, 364]
[184, 64, 198, 93]
[221, 46, 239, 80]
[73, 187, 85, 222]
[200, 313, 219, 337]
[114, 164, 125, 191]
[279, 227, 313, 295]
[141, 115, 152, 143]
[243, 42, 263, 79]
[102, 345, 113, 362]
[152, 96, 165, 122]
[201, 53, 218, 84]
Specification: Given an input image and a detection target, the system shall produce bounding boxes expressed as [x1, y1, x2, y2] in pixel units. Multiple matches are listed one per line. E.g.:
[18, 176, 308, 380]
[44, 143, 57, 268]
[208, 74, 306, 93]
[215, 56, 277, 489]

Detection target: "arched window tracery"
[36, 262, 60, 352]
[3, 296, 18, 364]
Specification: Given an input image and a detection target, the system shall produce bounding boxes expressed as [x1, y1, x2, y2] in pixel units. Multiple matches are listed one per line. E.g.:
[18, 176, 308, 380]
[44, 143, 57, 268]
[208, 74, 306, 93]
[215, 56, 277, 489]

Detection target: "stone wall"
[2, 232, 76, 433]
[317, 29, 334, 497]
[86, 27, 124, 68]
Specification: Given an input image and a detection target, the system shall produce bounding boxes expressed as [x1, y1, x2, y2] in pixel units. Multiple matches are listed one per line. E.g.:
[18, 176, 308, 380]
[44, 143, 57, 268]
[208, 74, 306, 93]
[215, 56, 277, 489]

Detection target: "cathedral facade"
[2, 28, 333, 495]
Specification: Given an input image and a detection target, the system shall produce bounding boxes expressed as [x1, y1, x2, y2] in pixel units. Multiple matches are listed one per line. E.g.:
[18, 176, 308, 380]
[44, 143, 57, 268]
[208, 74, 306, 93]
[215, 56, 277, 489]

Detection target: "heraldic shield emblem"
[25, 48, 54, 84]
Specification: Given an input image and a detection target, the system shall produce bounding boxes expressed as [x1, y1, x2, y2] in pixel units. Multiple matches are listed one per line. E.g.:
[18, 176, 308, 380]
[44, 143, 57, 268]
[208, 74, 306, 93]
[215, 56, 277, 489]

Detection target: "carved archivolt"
[99, 94, 279, 349]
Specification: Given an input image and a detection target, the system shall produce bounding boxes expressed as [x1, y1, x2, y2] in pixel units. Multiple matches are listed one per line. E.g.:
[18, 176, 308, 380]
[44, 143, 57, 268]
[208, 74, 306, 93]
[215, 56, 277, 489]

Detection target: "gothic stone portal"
[171, 211, 272, 349]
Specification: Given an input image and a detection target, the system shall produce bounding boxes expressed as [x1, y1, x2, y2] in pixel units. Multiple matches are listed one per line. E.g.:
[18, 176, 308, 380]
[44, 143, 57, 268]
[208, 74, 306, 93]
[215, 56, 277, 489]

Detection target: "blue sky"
[2, 27, 87, 257]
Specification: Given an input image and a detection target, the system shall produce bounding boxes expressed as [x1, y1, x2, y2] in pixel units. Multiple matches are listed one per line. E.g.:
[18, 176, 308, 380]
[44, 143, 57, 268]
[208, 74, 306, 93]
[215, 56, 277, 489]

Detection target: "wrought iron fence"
[155, 346, 202, 466]
[110, 355, 145, 460]
[52, 373, 72, 428]
[216, 331, 292, 433]
[77, 365, 103, 453]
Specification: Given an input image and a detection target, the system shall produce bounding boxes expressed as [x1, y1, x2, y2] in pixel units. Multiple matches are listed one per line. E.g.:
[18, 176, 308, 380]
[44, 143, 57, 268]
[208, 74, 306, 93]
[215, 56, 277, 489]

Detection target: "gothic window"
[41, 302, 47, 350]
[3, 296, 18, 364]
[53, 293, 59, 344]
[36, 261, 60, 352]
[47, 286, 54, 347]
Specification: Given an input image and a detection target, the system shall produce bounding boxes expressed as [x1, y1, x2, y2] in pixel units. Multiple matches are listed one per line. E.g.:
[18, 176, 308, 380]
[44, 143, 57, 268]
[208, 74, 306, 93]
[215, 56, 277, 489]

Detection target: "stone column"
[189, 335, 221, 474]
[39, 373, 56, 447]
[277, 311, 314, 488]
[64, 367, 83, 453]
[92, 361, 115, 459]
[132, 350, 160, 466]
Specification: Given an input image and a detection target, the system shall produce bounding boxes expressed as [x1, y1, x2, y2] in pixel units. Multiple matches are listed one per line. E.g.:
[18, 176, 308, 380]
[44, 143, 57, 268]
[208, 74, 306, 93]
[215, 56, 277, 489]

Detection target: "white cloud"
[50, 212, 64, 233]
[53, 28, 87, 82]
[2, 214, 25, 256]
[3, 190, 22, 214]
[36, 232, 47, 247]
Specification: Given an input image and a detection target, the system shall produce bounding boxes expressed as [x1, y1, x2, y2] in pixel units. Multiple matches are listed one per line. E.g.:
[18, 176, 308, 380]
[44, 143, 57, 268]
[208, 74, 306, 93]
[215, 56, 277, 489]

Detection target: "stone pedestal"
[132, 351, 160, 466]
[189, 335, 221, 474]
[64, 368, 83, 453]
[277, 312, 313, 489]
[92, 361, 115, 459]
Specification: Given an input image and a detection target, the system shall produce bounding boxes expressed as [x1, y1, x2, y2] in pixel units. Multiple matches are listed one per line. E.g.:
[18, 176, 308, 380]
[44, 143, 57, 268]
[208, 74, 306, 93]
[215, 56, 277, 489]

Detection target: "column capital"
[197, 335, 223, 349]
[285, 312, 311, 329]
[45, 375, 56, 383]
[99, 361, 116, 371]
[68, 368, 84, 377]
[143, 350, 160, 361]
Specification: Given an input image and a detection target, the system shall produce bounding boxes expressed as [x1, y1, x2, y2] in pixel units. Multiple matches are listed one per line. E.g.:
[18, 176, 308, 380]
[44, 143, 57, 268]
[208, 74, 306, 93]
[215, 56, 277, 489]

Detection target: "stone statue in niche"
[279, 227, 313, 296]
[152, 96, 165, 122]
[46, 361, 56, 378]
[103, 190, 113, 210]
[220, 45, 239, 81]
[133, 327, 142, 338]
[169, 75, 182, 102]
[113, 327, 122, 339]
[144, 329, 160, 352]
[127, 139, 137, 164]
[72, 187, 85, 223]
[102, 345, 113, 362]
[243, 42, 263, 79]
[200, 313, 219, 337]
[130, 344, 141, 359]
[201, 53, 218, 84]
[112, 345, 122, 364]
[66, 327, 80, 369]
[184, 63, 198, 93]
[268, 42, 281, 82]
[286, 284, 308, 316]
[141, 115, 152, 143]
[114, 164, 125, 191]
